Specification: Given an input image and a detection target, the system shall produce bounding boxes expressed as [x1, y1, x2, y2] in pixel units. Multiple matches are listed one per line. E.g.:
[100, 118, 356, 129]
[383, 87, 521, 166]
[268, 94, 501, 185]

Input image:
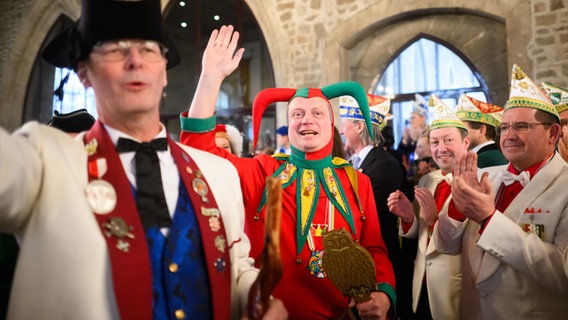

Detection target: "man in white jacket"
[0, 0, 286, 319]
[387, 94, 467, 319]
[435, 64, 568, 319]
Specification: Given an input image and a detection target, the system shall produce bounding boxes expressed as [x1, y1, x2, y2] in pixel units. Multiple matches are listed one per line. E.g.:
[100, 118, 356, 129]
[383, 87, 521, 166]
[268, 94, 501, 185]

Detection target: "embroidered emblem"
[209, 217, 221, 232]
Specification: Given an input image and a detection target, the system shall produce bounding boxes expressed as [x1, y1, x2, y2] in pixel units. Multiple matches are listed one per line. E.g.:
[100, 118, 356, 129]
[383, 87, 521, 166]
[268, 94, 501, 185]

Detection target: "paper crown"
[214, 124, 243, 156]
[412, 94, 429, 118]
[428, 94, 467, 131]
[541, 82, 568, 114]
[42, 0, 180, 70]
[251, 81, 372, 150]
[455, 94, 503, 127]
[505, 64, 559, 121]
[339, 93, 391, 129]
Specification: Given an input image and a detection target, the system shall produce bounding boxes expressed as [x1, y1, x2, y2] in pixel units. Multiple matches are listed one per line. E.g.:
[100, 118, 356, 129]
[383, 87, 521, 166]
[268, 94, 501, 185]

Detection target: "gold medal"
[85, 179, 117, 214]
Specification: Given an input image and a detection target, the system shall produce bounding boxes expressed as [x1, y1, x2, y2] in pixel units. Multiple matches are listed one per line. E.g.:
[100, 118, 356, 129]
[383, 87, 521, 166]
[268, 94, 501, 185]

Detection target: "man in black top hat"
[0, 0, 286, 319]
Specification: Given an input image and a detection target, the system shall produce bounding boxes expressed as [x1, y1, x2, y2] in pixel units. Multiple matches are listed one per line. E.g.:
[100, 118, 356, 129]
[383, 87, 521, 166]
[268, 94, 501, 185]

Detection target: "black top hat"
[47, 109, 96, 133]
[42, 0, 180, 70]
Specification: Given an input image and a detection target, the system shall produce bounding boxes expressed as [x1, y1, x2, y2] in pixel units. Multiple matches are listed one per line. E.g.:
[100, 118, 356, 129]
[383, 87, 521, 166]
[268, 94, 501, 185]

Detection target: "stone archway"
[323, 1, 531, 107]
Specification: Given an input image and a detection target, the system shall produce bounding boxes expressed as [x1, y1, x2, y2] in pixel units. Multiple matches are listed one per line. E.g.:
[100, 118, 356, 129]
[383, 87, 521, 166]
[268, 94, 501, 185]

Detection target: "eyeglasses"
[496, 122, 552, 135]
[92, 40, 168, 63]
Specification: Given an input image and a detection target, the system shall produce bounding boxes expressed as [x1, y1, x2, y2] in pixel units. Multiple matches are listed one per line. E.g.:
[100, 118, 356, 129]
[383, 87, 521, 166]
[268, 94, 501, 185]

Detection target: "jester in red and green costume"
[180, 25, 395, 319]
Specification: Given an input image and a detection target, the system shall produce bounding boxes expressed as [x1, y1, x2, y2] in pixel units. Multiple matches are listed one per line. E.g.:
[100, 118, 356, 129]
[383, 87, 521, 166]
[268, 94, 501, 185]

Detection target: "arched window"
[373, 35, 490, 147]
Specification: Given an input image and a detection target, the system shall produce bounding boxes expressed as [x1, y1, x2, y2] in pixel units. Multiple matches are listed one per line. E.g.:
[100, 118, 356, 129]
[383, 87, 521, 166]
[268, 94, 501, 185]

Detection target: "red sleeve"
[448, 199, 467, 222]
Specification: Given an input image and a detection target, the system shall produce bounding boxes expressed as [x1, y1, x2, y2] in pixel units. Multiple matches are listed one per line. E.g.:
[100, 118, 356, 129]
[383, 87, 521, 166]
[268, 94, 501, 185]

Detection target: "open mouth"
[300, 130, 318, 136]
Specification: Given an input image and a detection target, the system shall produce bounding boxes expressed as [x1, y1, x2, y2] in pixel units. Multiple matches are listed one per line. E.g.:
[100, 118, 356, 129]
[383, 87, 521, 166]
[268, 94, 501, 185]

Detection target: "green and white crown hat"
[505, 64, 559, 121]
[541, 82, 568, 114]
[428, 94, 467, 132]
[455, 94, 503, 127]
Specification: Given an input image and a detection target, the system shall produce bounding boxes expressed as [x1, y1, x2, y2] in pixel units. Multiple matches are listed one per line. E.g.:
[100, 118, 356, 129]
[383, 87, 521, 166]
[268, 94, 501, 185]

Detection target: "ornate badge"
[85, 138, 98, 156]
[214, 235, 226, 253]
[306, 250, 326, 278]
[192, 178, 209, 202]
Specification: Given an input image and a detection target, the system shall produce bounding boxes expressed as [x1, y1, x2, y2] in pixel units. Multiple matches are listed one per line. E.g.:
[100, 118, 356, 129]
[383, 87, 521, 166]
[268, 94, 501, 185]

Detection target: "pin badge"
[209, 217, 221, 232]
[214, 257, 226, 272]
[85, 138, 99, 156]
[85, 179, 117, 214]
[214, 235, 226, 253]
[102, 217, 135, 239]
[192, 178, 209, 202]
[201, 207, 220, 217]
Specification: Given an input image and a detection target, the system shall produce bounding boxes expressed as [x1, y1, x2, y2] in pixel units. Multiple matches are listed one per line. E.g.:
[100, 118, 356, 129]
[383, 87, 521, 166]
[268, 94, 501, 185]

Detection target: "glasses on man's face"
[496, 122, 552, 135]
[92, 40, 168, 63]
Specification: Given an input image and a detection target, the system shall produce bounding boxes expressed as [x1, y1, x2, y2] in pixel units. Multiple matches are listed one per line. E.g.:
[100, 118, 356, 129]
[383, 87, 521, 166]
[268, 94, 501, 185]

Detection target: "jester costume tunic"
[181, 113, 396, 319]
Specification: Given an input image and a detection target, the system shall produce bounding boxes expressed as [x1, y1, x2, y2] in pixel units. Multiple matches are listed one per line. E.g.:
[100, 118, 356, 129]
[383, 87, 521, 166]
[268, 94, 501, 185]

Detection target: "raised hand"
[188, 25, 245, 119]
[202, 25, 245, 81]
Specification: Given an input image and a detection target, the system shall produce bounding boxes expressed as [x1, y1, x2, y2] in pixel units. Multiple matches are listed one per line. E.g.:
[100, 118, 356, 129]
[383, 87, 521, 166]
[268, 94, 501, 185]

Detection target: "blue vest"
[142, 182, 212, 319]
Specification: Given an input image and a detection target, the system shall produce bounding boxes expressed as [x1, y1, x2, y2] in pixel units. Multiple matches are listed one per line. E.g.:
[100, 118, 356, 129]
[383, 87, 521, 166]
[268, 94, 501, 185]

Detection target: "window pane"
[53, 68, 97, 118]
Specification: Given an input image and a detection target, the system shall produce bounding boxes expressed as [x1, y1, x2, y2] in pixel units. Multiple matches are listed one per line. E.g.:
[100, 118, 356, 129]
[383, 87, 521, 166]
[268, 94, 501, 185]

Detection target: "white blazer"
[435, 154, 568, 319]
[399, 170, 461, 320]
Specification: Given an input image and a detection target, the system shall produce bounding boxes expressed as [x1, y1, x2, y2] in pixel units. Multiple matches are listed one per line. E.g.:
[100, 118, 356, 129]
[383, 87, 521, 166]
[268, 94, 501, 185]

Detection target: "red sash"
[84, 121, 231, 319]
[84, 121, 152, 320]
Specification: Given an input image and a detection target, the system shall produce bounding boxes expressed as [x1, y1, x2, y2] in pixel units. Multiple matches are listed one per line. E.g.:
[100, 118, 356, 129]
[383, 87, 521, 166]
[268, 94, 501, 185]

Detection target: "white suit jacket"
[435, 154, 568, 319]
[399, 170, 461, 320]
[0, 122, 258, 320]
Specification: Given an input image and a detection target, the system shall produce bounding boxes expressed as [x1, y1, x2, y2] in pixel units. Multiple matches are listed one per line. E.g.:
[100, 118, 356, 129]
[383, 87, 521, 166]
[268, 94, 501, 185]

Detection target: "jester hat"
[505, 64, 559, 121]
[428, 94, 468, 132]
[541, 82, 568, 114]
[455, 94, 503, 128]
[339, 93, 392, 130]
[252, 81, 373, 151]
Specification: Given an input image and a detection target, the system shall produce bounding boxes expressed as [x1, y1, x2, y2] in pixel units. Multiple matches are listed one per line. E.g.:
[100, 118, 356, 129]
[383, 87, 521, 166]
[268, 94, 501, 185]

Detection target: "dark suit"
[359, 146, 415, 319]
[477, 142, 507, 168]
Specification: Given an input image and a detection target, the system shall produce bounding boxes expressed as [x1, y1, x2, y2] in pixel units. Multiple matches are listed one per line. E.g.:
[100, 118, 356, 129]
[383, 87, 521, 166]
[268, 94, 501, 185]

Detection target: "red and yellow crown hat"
[455, 94, 503, 128]
[252, 81, 373, 152]
[339, 93, 391, 130]
[541, 82, 568, 114]
[428, 94, 468, 132]
[505, 64, 559, 121]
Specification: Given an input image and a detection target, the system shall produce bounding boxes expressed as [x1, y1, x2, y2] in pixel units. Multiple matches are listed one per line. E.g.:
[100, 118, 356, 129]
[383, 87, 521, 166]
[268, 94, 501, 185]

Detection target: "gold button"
[175, 309, 185, 319]
[169, 263, 179, 273]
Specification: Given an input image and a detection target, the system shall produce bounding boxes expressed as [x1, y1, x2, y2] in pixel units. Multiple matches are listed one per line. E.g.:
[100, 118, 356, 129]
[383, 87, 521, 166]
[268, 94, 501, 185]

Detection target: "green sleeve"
[179, 113, 216, 133]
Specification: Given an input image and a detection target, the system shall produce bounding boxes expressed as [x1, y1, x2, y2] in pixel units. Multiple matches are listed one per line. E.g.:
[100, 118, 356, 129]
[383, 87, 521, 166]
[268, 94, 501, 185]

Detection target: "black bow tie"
[116, 137, 171, 229]
[116, 137, 168, 153]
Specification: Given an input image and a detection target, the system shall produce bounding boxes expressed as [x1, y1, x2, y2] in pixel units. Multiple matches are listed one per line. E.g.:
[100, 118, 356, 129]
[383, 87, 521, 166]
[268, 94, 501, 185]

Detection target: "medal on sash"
[86, 158, 117, 214]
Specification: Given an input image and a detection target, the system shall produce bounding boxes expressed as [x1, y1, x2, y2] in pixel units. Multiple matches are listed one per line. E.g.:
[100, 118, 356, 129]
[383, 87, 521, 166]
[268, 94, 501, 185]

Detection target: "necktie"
[501, 170, 530, 187]
[351, 154, 361, 169]
[117, 137, 171, 229]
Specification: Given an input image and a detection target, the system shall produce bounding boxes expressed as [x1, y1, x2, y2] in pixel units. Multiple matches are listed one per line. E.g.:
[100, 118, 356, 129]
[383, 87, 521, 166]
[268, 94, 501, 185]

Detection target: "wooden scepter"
[246, 176, 283, 319]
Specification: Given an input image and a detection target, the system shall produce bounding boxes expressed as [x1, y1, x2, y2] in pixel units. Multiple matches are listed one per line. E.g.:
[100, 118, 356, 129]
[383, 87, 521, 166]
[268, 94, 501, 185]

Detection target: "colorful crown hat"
[428, 94, 467, 132]
[541, 82, 568, 114]
[455, 94, 503, 127]
[412, 93, 429, 118]
[252, 81, 372, 150]
[339, 93, 391, 129]
[505, 64, 559, 121]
